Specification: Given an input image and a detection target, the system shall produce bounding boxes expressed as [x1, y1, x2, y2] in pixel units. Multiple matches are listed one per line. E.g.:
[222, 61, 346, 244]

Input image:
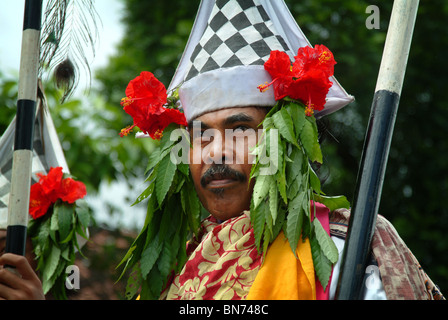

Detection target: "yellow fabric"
[246, 232, 316, 300]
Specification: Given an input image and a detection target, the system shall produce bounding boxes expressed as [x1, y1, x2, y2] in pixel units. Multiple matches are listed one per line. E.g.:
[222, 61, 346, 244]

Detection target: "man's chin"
[201, 188, 252, 222]
[208, 187, 225, 197]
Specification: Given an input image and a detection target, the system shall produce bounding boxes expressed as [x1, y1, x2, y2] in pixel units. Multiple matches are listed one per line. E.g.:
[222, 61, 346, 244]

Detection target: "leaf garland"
[118, 102, 350, 298]
[117, 124, 202, 300]
[249, 100, 350, 290]
[28, 198, 91, 299]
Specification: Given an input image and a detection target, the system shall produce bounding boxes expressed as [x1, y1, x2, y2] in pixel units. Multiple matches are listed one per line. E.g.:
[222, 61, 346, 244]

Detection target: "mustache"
[200, 164, 247, 188]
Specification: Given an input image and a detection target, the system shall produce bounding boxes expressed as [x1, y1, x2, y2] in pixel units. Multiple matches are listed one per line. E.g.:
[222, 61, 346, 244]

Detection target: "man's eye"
[192, 130, 214, 142]
[192, 130, 204, 139]
[191, 129, 206, 140]
[234, 125, 249, 132]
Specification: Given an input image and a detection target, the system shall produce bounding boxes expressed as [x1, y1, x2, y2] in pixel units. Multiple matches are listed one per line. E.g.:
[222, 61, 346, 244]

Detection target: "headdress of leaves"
[27, 167, 91, 299]
[251, 45, 350, 290]
[116, 72, 199, 300]
[39, 0, 100, 102]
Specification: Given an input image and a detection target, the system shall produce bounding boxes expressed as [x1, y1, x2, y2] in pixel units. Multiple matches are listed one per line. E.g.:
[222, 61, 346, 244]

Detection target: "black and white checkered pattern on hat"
[185, 0, 291, 81]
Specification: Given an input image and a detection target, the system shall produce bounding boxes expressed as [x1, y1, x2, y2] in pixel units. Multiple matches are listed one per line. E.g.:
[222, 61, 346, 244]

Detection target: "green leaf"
[262, 221, 272, 254]
[252, 174, 273, 209]
[55, 201, 75, 242]
[132, 180, 154, 206]
[75, 199, 91, 227]
[50, 206, 59, 231]
[145, 133, 176, 175]
[310, 234, 332, 291]
[60, 244, 71, 261]
[155, 153, 177, 206]
[313, 195, 351, 212]
[286, 191, 306, 254]
[272, 107, 300, 148]
[146, 267, 163, 299]
[177, 162, 189, 177]
[158, 203, 175, 242]
[34, 218, 51, 257]
[268, 182, 278, 224]
[263, 102, 280, 119]
[140, 234, 163, 280]
[182, 180, 201, 233]
[271, 208, 286, 242]
[158, 241, 175, 281]
[288, 189, 307, 214]
[276, 140, 287, 204]
[277, 174, 287, 204]
[263, 197, 273, 238]
[250, 202, 266, 251]
[285, 102, 306, 137]
[145, 148, 162, 174]
[116, 245, 136, 273]
[313, 219, 339, 264]
[43, 245, 61, 282]
[286, 147, 304, 187]
[175, 217, 189, 272]
[309, 165, 323, 195]
[125, 263, 142, 300]
[300, 118, 322, 164]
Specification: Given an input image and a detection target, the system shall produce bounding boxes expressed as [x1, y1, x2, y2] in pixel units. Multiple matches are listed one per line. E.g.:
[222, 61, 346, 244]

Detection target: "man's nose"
[204, 130, 232, 164]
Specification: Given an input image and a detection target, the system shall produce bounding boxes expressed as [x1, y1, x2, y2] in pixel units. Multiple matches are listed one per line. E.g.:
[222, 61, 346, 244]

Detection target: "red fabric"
[311, 201, 332, 300]
[165, 202, 334, 300]
[166, 213, 263, 300]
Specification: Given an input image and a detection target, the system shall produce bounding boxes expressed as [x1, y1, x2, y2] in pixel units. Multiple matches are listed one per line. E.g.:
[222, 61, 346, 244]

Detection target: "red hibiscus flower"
[29, 167, 87, 219]
[293, 44, 336, 79]
[120, 71, 187, 139]
[258, 45, 336, 116]
[29, 184, 53, 221]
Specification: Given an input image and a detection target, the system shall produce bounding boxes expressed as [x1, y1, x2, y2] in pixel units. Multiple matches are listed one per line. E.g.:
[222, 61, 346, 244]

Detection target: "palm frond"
[40, 0, 101, 102]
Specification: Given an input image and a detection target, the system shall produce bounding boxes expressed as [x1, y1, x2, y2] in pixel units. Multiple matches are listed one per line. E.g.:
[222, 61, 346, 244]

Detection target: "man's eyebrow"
[187, 113, 254, 129]
[223, 113, 254, 125]
[187, 119, 209, 131]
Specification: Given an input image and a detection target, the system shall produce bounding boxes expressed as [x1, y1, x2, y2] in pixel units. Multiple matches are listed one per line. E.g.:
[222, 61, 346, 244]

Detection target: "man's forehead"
[188, 106, 268, 128]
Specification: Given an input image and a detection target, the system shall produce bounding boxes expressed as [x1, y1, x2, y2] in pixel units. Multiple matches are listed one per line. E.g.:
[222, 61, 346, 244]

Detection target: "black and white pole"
[5, 0, 43, 257]
[335, 0, 419, 300]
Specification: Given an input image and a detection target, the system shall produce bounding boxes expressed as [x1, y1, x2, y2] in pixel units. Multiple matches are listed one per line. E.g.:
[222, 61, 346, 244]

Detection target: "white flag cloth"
[0, 84, 69, 229]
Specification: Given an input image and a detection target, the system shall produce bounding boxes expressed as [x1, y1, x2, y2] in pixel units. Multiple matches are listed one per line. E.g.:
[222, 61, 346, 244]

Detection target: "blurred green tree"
[2, 0, 446, 295]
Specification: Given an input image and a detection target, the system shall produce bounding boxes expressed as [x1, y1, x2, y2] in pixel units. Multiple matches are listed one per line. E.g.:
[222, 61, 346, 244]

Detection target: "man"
[163, 108, 442, 300]
[119, 0, 443, 300]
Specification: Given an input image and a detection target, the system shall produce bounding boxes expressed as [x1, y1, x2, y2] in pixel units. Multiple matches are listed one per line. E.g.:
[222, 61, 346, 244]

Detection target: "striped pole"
[335, 0, 419, 299]
[5, 0, 43, 256]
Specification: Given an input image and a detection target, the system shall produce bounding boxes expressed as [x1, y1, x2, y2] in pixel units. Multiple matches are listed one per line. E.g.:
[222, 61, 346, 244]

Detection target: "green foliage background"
[1, 0, 447, 295]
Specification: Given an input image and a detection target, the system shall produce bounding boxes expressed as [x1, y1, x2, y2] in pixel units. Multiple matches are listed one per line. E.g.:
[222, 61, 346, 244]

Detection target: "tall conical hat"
[169, 0, 354, 122]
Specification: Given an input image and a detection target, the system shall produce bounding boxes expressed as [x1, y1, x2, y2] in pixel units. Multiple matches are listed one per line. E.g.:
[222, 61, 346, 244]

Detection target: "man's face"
[188, 106, 267, 221]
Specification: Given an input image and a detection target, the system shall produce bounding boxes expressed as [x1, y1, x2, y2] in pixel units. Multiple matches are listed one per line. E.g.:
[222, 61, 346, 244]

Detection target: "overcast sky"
[0, 1, 125, 82]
